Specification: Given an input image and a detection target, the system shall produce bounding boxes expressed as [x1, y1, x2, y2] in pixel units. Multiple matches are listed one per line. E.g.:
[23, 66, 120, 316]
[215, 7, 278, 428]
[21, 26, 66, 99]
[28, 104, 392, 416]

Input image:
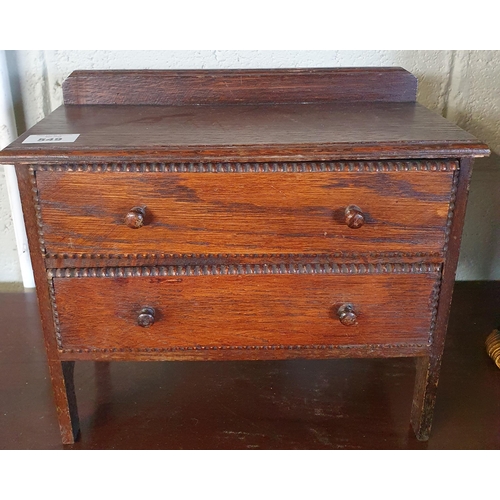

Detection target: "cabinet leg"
[48, 360, 80, 444]
[410, 355, 442, 441]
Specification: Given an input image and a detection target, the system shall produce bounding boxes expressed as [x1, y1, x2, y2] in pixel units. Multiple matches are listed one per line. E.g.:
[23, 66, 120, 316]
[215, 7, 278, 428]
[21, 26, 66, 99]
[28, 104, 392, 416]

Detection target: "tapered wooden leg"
[47, 360, 80, 444]
[411, 355, 442, 441]
[16, 167, 81, 444]
[410, 159, 475, 441]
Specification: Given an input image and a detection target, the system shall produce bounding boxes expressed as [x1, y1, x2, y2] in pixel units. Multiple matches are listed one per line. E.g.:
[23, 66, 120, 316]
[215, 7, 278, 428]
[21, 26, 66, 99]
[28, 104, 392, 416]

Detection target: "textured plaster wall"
[0, 165, 20, 282]
[448, 51, 500, 280]
[0, 66, 22, 282]
[0, 50, 499, 282]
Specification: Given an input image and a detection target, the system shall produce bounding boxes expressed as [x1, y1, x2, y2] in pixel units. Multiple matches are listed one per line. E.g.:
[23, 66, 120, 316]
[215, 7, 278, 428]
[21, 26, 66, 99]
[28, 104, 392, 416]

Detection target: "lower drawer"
[52, 268, 439, 352]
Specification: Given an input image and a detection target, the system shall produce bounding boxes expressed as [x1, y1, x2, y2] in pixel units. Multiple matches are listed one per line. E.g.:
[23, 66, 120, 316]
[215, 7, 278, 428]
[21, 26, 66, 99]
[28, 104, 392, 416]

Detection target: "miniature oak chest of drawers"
[0, 68, 489, 444]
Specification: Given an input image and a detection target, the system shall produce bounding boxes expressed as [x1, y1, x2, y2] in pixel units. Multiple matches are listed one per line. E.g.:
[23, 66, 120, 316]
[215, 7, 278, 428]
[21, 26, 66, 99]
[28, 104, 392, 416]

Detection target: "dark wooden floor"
[0, 281, 499, 449]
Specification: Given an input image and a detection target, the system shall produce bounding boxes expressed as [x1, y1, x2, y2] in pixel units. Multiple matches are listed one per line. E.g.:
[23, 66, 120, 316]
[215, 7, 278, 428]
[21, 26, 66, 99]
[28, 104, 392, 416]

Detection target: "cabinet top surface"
[0, 68, 489, 163]
[0, 102, 489, 163]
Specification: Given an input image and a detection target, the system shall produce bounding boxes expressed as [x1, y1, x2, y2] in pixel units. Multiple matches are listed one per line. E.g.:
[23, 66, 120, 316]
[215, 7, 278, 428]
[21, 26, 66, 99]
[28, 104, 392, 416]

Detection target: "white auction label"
[22, 134, 80, 144]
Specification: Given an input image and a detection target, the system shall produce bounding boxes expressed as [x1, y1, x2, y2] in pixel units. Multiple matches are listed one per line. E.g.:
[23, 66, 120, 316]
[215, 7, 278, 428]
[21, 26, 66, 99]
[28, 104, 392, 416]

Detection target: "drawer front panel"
[53, 271, 439, 352]
[36, 170, 454, 256]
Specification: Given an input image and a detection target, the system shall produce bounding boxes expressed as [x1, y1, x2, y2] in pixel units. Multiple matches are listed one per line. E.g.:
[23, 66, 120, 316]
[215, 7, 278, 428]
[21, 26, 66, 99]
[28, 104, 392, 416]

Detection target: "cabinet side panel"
[411, 158, 474, 439]
[15, 165, 79, 444]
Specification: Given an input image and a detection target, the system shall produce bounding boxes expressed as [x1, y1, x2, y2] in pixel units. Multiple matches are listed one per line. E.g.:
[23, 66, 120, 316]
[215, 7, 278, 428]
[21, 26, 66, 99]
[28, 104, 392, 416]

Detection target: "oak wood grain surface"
[53, 273, 439, 351]
[62, 68, 418, 105]
[57, 344, 430, 362]
[1, 282, 499, 450]
[44, 252, 445, 271]
[36, 170, 454, 255]
[0, 102, 488, 163]
[411, 158, 475, 440]
[1, 67, 491, 444]
[15, 165, 80, 442]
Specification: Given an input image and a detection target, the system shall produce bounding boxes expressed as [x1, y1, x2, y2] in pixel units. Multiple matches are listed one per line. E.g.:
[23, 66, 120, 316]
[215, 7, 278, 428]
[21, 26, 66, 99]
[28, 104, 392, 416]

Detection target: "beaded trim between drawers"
[47, 262, 442, 278]
[44, 251, 445, 263]
[32, 160, 458, 173]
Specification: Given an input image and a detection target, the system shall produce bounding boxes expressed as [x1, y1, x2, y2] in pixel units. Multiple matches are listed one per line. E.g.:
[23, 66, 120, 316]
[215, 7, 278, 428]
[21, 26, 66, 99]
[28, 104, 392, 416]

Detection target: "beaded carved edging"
[443, 169, 460, 254]
[428, 277, 442, 345]
[47, 278, 63, 349]
[423, 165, 459, 345]
[28, 167, 46, 256]
[424, 169, 458, 346]
[33, 160, 458, 173]
[47, 262, 442, 279]
[59, 343, 430, 354]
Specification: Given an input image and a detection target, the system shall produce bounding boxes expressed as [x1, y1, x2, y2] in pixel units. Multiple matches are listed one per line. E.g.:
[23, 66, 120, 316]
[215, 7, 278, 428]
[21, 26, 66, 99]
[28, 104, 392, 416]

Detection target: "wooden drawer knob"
[125, 206, 146, 229]
[337, 304, 358, 326]
[345, 205, 365, 229]
[137, 307, 155, 327]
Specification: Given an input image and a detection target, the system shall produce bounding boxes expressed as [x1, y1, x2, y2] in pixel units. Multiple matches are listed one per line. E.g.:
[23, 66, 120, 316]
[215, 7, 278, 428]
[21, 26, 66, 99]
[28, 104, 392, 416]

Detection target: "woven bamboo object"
[485, 328, 500, 369]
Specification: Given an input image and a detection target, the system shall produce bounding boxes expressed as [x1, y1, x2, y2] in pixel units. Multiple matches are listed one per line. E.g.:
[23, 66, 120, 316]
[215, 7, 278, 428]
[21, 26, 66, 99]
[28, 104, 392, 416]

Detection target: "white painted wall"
[0, 51, 23, 284]
[0, 50, 499, 282]
[0, 51, 34, 287]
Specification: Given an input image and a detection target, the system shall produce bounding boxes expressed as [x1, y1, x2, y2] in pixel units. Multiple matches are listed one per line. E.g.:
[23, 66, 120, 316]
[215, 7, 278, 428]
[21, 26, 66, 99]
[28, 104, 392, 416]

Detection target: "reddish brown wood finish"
[0, 68, 490, 444]
[35, 169, 455, 256]
[0, 103, 489, 163]
[44, 252, 446, 271]
[2, 283, 500, 450]
[137, 306, 156, 327]
[411, 157, 475, 441]
[53, 272, 438, 352]
[345, 205, 365, 229]
[338, 304, 358, 326]
[15, 166, 79, 444]
[62, 68, 418, 106]
[124, 206, 147, 229]
[56, 344, 430, 362]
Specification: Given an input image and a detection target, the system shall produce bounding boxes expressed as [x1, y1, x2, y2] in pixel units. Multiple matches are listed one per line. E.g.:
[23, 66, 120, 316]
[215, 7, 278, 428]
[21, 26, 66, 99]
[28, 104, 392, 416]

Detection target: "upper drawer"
[34, 163, 455, 256]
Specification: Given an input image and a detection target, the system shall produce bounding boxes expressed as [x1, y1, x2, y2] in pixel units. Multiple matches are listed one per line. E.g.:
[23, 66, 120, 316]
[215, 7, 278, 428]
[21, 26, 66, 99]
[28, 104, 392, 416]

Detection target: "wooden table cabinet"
[0, 68, 489, 444]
